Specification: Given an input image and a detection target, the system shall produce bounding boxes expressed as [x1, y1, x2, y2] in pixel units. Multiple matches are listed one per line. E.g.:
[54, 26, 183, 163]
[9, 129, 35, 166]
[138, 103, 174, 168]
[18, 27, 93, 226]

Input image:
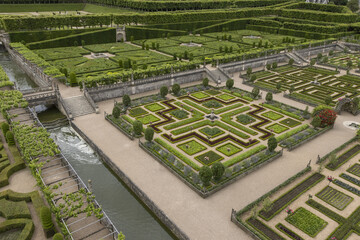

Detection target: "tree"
[310, 59, 316, 66]
[81, 40, 85, 46]
[40, 206, 55, 238]
[265, 92, 273, 102]
[289, 85, 295, 94]
[266, 63, 271, 70]
[246, 67, 252, 76]
[272, 62, 277, 69]
[69, 72, 77, 87]
[250, 75, 257, 82]
[226, 79, 234, 89]
[172, 84, 180, 96]
[347, 0, 359, 12]
[1, 122, 9, 135]
[112, 106, 120, 118]
[211, 162, 225, 181]
[145, 127, 154, 142]
[122, 94, 131, 107]
[160, 86, 168, 98]
[311, 116, 321, 129]
[252, 87, 260, 98]
[202, 78, 209, 87]
[262, 197, 273, 212]
[347, 60, 353, 69]
[133, 120, 143, 136]
[276, 82, 282, 91]
[199, 166, 212, 186]
[289, 58, 294, 66]
[325, 95, 332, 105]
[267, 136, 277, 152]
[317, 53, 322, 60]
[6, 131, 14, 145]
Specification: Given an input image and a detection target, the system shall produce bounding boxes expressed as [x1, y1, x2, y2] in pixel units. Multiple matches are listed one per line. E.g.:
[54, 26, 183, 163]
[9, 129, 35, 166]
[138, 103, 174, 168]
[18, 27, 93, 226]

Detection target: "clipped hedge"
[125, 26, 186, 40]
[9, 28, 103, 44]
[223, 145, 267, 167]
[27, 28, 116, 49]
[0, 218, 34, 240]
[0, 145, 26, 188]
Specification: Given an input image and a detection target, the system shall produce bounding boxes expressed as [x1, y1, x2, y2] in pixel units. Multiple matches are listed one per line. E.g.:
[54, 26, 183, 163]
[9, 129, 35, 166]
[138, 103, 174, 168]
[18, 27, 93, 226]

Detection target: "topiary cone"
[53, 233, 63, 240]
[40, 206, 55, 238]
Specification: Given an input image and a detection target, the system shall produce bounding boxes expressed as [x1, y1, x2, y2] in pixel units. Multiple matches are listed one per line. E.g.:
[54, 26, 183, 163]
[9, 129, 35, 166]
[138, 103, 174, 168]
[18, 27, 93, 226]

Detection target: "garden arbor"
[334, 97, 359, 115]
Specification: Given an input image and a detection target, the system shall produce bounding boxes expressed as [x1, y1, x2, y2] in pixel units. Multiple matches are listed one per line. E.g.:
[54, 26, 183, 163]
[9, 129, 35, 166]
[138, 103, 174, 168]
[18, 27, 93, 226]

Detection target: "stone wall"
[296, 43, 338, 59]
[88, 68, 206, 102]
[70, 122, 190, 240]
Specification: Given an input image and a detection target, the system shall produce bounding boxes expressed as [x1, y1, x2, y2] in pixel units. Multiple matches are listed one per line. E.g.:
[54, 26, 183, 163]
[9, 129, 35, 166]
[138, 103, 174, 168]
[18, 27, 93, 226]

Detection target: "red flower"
[317, 109, 337, 127]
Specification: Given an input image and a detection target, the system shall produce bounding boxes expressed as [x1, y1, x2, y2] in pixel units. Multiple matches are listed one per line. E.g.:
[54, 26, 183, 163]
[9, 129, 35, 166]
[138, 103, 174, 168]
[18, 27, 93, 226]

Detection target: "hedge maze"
[328, 53, 360, 69]
[251, 65, 360, 106]
[235, 139, 360, 240]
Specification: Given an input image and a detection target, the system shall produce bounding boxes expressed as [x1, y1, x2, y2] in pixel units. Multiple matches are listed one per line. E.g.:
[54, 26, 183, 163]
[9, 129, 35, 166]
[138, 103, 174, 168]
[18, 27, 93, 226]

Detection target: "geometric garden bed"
[108, 85, 330, 197]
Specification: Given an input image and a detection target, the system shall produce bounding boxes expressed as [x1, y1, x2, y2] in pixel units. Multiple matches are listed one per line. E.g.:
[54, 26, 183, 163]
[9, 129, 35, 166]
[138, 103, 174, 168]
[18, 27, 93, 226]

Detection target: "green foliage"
[276, 82, 282, 90]
[69, 72, 77, 87]
[289, 58, 294, 65]
[199, 166, 212, 186]
[312, 105, 332, 117]
[324, 95, 332, 105]
[123, 95, 131, 107]
[112, 106, 121, 119]
[347, 0, 359, 12]
[203, 78, 209, 87]
[1, 122, 9, 135]
[172, 84, 180, 96]
[211, 162, 225, 181]
[5, 131, 15, 146]
[0, 66, 14, 88]
[272, 62, 277, 69]
[160, 86, 168, 98]
[133, 120, 143, 136]
[310, 59, 316, 66]
[226, 79, 234, 89]
[40, 207, 53, 230]
[118, 232, 126, 240]
[267, 136, 277, 152]
[145, 127, 154, 142]
[53, 233, 63, 240]
[265, 92, 273, 102]
[252, 87, 260, 98]
[247, 67, 252, 76]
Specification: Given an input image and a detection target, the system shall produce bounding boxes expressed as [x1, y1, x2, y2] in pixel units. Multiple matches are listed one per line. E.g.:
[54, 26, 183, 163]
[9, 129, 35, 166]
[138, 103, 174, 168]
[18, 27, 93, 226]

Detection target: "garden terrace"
[325, 52, 360, 70]
[248, 65, 360, 107]
[108, 86, 328, 196]
[234, 137, 360, 240]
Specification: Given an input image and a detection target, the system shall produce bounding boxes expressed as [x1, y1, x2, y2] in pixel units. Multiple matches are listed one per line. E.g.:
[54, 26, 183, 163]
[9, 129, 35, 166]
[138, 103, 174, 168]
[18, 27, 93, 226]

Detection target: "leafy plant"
[199, 166, 212, 186]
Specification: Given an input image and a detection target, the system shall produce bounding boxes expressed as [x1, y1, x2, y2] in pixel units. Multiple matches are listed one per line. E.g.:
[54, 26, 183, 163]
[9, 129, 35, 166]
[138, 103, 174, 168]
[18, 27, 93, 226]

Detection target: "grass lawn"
[135, 114, 160, 125]
[202, 100, 223, 108]
[266, 123, 289, 134]
[199, 127, 225, 138]
[261, 111, 284, 120]
[170, 109, 189, 119]
[236, 114, 255, 125]
[0, 3, 85, 12]
[216, 143, 242, 156]
[205, 89, 221, 95]
[191, 92, 210, 99]
[144, 103, 165, 112]
[280, 118, 301, 127]
[178, 140, 207, 155]
[195, 150, 224, 165]
[286, 207, 327, 237]
[129, 107, 148, 117]
[217, 93, 235, 101]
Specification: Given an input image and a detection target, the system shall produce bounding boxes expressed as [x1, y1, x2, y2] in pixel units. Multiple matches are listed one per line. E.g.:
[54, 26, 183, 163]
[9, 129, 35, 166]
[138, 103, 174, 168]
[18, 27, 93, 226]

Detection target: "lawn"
[191, 92, 210, 99]
[34, 47, 90, 60]
[170, 109, 189, 119]
[195, 150, 224, 165]
[217, 93, 235, 101]
[266, 123, 289, 134]
[286, 207, 328, 237]
[82, 4, 141, 13]
[129, 107, 148, 117]
[135, 114, 160, 125]
[202, 100, 223, 109]
[145, 103, 165, 112]
[205, 89, 221, 95]
[83, 42, 141, 53]
[178, 140, 207, 155]
[280, 118, 301, 127]
[236, 114, 256, 125]
[216, 143, 242, 156]
[199, 127, 225, 138]
[261, 111, 284, 121]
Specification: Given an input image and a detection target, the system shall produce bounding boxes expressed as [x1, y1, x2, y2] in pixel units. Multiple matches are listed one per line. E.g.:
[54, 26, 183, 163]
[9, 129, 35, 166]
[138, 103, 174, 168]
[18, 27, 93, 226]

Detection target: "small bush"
[172, 84, 180, 96]
[160, 86, 168, 98]
[212, 162, 225, 181]
[267, 136, 277, 152]
[226, 79, 234, 89]
[53, 233, 63, 240]
[69, 72, 77, 87]
[122, 94, 131, 107]
[40, 206, 54, 238]
[145, 127, 154, 142]
[133, 120, 143, 136]
[2, 122, 9, 135]
[6, 131, 15, 145]
[112, 106, 120, 118]
[199, 166, 212, 186]
[202, 78, 209, 87]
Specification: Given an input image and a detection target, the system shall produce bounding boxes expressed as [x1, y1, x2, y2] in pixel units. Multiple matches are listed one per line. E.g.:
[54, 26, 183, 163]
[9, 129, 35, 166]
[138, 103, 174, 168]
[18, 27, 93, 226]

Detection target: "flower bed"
[326, 144, 360, 170]
[316, 186, 353, 210]
[178, 140, 207, 156]
[261, 111, 284, 120]
[216, 143, 242, 156]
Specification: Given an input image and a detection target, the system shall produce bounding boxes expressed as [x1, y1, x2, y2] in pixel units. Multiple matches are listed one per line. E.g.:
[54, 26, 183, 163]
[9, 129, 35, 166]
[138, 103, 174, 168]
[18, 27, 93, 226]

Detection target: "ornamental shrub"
[199, 166, 212, 186]
[317, 109, 337, 127]
[266, 63, 271, 70]
[112, 106, 120, 118]
[160, 86, 168, 98]
[252, 87, 260, 98]
[324, 95, 332, 105]
[1, 122, 9, 135]
[250, 75, 257, 82]
[40, 206, 55, 237]
[226, 79, 234, 89]
[272, 62, 277, 69]
[311, 116, 321, 129]
[202, 78, 209, 87]
[69, 72, 77, 87]
[211, 162, 225, 181]
[172, 84, 180, 96]
[267, 136, 277, 152]
[133, 120, 143, 136]
[246, 67, 252, 76]
[276, 82, 282, 91]
[265, 92, 273, 102]
[53, 233, 63, 240]
[122, 95, 131, 107]
[145, 127, 154, 142]
[312, 105, 332, 117]
[6, 131, 15, 145]
[289, 58, 294, 66]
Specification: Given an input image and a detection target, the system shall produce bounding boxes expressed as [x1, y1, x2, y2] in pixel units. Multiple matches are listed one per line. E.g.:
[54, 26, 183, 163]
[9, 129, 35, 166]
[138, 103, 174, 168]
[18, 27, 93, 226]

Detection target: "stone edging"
[141, 140, 283, 198]
[70, 122, 190, 240]
[287, 126, 333, 151]
[230, 211, 262, 240]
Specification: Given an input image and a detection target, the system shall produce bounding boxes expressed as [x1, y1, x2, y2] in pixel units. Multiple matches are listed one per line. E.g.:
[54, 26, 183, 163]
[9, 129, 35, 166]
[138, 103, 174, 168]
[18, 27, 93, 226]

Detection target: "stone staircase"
[63, 95, 95, 118]
[286, 52, 308, 66]
[210, 68, 230, 82]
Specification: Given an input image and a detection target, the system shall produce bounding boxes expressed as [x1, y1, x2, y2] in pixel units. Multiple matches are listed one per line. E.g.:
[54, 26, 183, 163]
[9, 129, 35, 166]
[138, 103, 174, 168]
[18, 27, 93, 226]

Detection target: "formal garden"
[246, 64, 360, 109]
[234, 133, 360, 240]
[106, 80, 337, 196]
[326, 52, 360, 70]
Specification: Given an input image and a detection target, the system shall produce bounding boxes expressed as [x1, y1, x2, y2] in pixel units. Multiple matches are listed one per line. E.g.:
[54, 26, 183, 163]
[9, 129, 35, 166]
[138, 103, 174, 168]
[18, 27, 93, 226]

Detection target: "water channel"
[0, 49, 174, 240]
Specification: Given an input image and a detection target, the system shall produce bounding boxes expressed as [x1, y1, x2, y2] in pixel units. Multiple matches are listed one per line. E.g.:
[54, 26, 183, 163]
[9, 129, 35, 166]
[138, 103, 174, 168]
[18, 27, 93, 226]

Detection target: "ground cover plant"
[285, 207, 328, 237]
[316, 186, 353, 210]
[108, 86, 326, 195]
